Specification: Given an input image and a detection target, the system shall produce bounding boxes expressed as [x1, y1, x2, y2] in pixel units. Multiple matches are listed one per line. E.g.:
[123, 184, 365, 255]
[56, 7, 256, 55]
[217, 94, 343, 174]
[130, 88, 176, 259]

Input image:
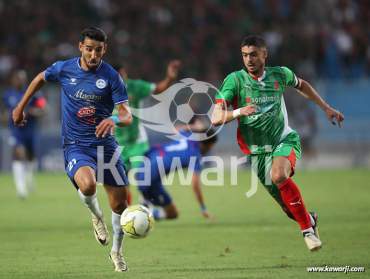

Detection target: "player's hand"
[240, 105, 257, 116]
[325, 106, 344, 127]
[12, 106, 27, 127]
[95, 118, 115, 138]
[166, 60, 181, 80]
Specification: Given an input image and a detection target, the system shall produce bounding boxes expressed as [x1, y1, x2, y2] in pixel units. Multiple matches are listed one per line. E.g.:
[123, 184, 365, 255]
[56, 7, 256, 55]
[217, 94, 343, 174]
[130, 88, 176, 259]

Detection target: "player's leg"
[101, 149, 129, 272]
[271, 156, 321, 251]
[271, 133, 321, 251]
[24, 137, 36, 193]
[252, 153, 295, 220]
[104, 184, 128, 272]
[138, 179, 176, 220]
[74, 166, 109, 246]
[64, 145, 109, 246]
[11, 142, 28, 199]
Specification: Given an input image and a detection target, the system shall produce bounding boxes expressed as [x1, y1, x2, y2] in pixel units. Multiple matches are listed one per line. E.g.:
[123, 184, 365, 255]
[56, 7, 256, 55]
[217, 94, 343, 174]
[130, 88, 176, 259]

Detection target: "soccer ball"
[120, 205, 154, 239]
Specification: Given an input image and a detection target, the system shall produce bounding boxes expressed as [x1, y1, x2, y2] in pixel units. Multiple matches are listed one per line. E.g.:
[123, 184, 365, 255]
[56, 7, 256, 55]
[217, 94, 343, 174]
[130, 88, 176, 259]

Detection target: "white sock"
[152, 207, 167, 220]
[302, 227, 315, 235]
[12, 161, 27, 198]
[25, 161, 36, 192]
[111, 211, 124, 253]
[78, 189, 103, 219]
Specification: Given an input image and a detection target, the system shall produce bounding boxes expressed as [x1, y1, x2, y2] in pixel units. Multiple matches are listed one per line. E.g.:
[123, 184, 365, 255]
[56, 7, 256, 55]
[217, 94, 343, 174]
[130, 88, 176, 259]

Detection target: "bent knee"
[76, 177, 96, 195]
[271, 170, 289, 185]
[111, 201, 127, 214]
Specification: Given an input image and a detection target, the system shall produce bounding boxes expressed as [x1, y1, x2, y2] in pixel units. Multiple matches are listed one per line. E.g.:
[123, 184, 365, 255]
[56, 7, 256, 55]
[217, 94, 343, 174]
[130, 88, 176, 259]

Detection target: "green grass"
[0, 169, 369, 278]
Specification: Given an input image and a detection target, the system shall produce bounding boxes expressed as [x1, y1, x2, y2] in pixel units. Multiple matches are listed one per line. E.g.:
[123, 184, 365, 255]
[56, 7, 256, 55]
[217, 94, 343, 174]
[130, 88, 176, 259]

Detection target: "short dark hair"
[241, 35, 266, 48]
[80, 27, 107, 43]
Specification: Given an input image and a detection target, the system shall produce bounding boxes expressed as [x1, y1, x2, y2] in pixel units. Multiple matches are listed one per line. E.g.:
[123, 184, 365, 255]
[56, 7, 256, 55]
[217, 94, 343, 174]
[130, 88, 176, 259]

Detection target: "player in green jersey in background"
[212, 35, 344, 252]
[113, 60, 181, 203]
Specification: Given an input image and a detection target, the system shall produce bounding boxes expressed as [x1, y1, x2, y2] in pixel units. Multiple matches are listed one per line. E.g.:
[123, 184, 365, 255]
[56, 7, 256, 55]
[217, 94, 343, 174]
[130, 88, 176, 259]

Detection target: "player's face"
[241, 45, 267, 76]
[79, 38, 106, 69]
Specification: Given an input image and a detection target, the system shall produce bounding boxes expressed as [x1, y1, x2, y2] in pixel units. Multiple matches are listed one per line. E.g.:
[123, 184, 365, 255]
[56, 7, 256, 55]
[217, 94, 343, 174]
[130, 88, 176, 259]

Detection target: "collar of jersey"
[76, 57, 103, 72]
[243, 69, 266, 82]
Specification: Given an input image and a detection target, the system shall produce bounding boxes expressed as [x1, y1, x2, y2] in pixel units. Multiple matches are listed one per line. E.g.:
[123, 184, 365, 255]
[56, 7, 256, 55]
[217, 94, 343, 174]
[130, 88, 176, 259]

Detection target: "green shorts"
[250, 132, 302, 206]
[120, 141, 149, 171]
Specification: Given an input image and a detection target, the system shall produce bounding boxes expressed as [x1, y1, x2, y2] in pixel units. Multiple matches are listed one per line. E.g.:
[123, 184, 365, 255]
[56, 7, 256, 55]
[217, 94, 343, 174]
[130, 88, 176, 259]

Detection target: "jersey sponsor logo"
[250, 95, 279, 104]
[69, 78, 77, 85]
[74, 89, 102, 101]
[77, 106, 96, 117]
[96, 79, 107, 89]
[247, 108, 278, 120]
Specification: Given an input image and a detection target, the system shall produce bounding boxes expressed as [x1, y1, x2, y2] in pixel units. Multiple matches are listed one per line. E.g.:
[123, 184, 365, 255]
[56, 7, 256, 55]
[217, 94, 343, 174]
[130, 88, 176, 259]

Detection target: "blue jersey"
[44, 57, 128, 146]
[150, 135, 202, 175]
[3, 88, 44, 132]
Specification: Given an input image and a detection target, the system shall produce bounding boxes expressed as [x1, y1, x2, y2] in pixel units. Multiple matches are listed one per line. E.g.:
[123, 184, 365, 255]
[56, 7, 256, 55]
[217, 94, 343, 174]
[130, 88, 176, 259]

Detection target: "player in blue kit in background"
[3, 70, 46, 199]
[136, 128, 217, 220]
[12, 27, 132, 272]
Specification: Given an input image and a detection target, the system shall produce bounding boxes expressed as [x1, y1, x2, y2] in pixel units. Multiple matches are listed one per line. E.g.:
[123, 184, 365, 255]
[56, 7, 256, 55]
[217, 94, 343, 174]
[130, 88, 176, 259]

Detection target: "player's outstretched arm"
[192, 173, 212, 219]
[211, 103, 256, 126]
[297, 78, 344, 127]
[95, 102, 133, 138]
[153, 60, 181, 94]
[12, 72, 46, 126]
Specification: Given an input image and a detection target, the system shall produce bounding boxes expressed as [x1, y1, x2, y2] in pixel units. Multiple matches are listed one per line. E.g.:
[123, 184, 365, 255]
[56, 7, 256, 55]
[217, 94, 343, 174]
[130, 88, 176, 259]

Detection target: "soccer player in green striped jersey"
[113, 60, 181, 203]
[212, 35, 344, 251]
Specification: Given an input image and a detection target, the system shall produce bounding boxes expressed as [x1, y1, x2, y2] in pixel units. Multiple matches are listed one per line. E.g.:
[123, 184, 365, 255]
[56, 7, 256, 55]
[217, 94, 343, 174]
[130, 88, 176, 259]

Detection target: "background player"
[135, 128, 217, 220]
[113, 61, 181, 204]
[212, 35, 344, 251]
[12, 27, 132, 272]
[3, 70, 46, 199]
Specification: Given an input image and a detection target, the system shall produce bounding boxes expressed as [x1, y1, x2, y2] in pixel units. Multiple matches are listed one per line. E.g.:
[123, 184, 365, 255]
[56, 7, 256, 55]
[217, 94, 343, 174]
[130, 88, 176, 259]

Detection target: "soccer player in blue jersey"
[3, 70, 46, 199]
[136, 129, 217, 220]
[12, 27, 132, 272]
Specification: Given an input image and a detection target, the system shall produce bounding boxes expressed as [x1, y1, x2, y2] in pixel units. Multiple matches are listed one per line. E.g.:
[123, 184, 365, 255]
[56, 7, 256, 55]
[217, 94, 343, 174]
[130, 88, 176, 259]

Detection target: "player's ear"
[262, 47, 268, 59]
[102, 43, 107, 55]
[78, 42, 83, 52]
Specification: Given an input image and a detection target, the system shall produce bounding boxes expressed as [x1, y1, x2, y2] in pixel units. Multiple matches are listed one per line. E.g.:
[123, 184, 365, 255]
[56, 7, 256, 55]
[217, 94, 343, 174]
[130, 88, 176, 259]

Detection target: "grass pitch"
[0, 169, 369, 278]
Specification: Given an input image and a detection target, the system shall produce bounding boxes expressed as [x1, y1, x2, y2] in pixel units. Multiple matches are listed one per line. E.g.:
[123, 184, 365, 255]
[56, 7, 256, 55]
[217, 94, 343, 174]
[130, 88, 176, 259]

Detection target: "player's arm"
[296, 78, 344, 127]
[211, 103, 256, 126]
[95, 102, 133, 138]
[191, 173, 211, 219]
[153, 60, 181, 94]
[12, 72, 46, 126]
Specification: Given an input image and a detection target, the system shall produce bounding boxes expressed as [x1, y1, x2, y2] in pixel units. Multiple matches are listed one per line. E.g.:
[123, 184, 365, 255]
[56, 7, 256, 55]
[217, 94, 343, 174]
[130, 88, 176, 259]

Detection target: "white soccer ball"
[120, 205, 154, 239]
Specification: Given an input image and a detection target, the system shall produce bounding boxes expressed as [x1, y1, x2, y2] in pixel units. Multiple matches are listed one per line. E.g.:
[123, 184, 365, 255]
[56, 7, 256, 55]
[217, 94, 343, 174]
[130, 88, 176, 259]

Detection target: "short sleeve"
[281, 66, 299, 88]
[216, 73, 238, 105]
[44, 61, 64, 82]
[111, 72, 128, 104]
[127, 79, 155, 100]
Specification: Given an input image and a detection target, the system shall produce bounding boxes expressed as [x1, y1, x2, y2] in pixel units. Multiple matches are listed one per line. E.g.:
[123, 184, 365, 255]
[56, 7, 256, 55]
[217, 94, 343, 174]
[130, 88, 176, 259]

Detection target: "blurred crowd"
[0, 0, 369, 84]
